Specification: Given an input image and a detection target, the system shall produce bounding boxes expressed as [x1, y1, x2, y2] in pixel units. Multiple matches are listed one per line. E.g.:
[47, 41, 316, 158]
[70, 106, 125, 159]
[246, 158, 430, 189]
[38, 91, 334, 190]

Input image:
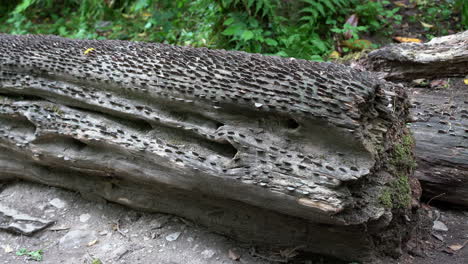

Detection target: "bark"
[364, 30, 468, 81]
[0, 34, 417, 262]
[410, 87, 468, 206]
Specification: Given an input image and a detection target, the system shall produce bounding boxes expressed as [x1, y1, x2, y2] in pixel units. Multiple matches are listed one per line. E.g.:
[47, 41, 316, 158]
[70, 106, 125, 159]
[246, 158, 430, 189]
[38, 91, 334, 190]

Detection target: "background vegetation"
[1, 0, 467, 61]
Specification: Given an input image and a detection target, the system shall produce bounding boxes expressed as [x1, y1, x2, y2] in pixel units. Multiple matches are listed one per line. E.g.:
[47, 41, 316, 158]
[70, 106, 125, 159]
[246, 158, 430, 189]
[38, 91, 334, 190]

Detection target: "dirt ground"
[403, 204, 468, 264]
[0, 181, 467, 264]
[0, 181, 273, 264]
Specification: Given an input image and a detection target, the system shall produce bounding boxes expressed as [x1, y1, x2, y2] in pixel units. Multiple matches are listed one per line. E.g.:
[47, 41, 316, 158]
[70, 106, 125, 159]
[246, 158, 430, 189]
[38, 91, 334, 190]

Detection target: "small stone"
[165, 232, 181, 242]
[50, 198, 67, 209]
[59, 229, 97, 249]
[432, 232, 444, 241]
[433, 210, 441, 220]
[201, 249, 216, 259]
[432, 220, 448, 232]
[110, 245, 129, 260]
[187, 236, 194, 242]
[150, 216, 170, 229]
[0, 204, 53, 235]
[228, 249, 241, 261]
[87, 239, 98, 247]
[79, 213, 91, 223]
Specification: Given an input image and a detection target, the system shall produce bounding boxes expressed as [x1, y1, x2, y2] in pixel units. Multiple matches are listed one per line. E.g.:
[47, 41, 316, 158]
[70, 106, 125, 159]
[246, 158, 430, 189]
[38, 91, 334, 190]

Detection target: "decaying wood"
[410, 86, 468, 206]
[365, 30, 468, 80]
[360, 30, 468, 207]
[0, 34, 417, 262]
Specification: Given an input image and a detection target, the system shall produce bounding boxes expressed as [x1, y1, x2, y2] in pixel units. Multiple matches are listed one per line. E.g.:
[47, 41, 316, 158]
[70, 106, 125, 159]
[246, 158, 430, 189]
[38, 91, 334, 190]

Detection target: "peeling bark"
[0, 34, 417, 262]
[365, 30, 468, 80]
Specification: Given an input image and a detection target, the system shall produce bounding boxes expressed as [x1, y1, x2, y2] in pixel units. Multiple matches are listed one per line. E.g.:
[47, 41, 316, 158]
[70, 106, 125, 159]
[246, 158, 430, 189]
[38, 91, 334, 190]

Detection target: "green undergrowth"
[0, 0, 466, 61]
[391, 133, 417, 171]
[380, 133, 415, 209]
[379, 173, 411, 209]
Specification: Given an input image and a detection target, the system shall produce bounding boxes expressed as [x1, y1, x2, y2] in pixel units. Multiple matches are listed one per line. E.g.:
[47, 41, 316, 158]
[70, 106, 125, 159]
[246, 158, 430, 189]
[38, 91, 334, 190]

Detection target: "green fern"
[300, 0, 347, 27]
[12, 0, 37, 14]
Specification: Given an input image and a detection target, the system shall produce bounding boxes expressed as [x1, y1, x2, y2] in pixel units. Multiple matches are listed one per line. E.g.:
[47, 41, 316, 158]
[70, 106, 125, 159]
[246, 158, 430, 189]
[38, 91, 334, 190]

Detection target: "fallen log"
[364, 30, 468, 81]
[410, 86, 468, 206]
[0, 34, 419, 262]
[359, 31, 468, 207]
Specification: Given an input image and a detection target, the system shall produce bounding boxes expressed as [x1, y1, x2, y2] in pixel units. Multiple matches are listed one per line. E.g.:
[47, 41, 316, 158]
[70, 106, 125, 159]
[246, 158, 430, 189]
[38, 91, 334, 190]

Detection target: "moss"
[379, 173, 412, 209]
[391, 134, 416, 170]
[51, 105, 64, 116]
[379, 132, 414, 209]
[391, 173, 412, 208]
[379, 188, 393, 208]
[45, 105, 63, 116]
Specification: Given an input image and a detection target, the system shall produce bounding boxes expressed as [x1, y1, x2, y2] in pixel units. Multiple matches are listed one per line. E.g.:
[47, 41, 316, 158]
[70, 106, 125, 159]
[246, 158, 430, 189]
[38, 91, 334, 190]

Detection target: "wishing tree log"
[0, 34, 419, 262]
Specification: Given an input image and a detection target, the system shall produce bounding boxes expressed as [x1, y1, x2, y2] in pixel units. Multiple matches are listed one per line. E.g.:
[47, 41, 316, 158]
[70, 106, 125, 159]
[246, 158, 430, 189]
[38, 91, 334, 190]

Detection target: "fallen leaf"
[420, 21, 434, 28]
[448, 244, 464, 251]
[341, 39, 372, 50]
[412, 78, 428, 86]
[394, 1, 408, 7]
[463, 79, 468, 85]
[393, 37, 423, 43]
[1, 245, 13, 253]
[448, 240, 468, 251]
[430, 79, 448, 88]
[228, 249, 241, 261]
[83, 48, 95, 55]
[87, 239, 98, 247]
[328, 51, 341, 59]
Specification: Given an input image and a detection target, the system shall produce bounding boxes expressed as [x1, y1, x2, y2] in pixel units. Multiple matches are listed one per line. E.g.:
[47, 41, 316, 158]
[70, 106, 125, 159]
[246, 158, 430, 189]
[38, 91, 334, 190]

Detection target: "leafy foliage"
[16, 248, 44, 261]
[455, 0, 468, 28]
[0, 0, 464, 61]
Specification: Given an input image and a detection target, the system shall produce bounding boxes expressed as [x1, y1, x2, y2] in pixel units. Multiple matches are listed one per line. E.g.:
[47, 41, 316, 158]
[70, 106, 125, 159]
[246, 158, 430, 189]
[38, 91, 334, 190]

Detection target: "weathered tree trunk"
[410, 86, 468, 206]
[365, 30, 468, 81]
[360, 31, 468, 207]
[0, 34, 418, 262]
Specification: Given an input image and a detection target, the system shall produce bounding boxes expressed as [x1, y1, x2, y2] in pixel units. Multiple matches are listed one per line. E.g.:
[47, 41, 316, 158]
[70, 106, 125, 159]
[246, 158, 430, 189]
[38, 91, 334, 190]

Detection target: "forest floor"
[0, 181, 467, 264]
